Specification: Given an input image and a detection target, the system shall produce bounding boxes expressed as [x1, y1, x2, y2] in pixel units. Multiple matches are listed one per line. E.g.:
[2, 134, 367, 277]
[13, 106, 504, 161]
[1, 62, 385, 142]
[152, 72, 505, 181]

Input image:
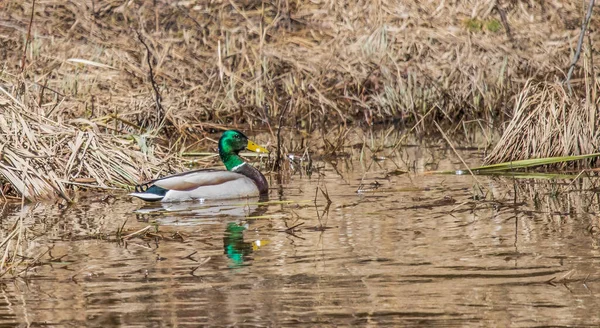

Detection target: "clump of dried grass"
[0, 1, 596, 135]
[0, 88, 181, 201]
[485, 76, 600, 164]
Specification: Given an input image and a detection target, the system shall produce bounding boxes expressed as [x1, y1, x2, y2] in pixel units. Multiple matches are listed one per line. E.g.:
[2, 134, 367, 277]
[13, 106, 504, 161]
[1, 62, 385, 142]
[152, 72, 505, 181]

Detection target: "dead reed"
[1, 1, 600, 200]
[0, 89, 182, 201]
[1, 1, 596, 133]
[485, 78, 600, 164]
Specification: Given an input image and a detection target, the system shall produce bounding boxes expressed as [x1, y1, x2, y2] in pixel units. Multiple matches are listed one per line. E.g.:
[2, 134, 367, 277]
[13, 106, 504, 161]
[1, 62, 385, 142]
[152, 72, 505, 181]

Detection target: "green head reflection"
[223, 222, 269, 267]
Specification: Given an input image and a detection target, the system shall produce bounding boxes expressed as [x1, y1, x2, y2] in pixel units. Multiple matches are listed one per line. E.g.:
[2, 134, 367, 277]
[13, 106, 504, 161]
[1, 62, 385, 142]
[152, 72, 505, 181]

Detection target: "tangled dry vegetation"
[0, 0, 599, 200]
[2, 1, 596, 130]
[0, 92, 181, 201]
[485, 77, 600, 164]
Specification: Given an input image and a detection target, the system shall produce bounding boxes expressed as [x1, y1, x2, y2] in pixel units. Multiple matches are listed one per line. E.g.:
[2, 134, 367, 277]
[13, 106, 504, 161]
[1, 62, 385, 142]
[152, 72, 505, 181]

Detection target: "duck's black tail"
[130, 183, 168, 202]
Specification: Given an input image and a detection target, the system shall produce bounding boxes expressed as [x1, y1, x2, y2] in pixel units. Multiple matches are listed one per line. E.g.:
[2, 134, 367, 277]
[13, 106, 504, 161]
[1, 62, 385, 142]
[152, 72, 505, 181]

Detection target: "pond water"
[1, 145, 600, 327]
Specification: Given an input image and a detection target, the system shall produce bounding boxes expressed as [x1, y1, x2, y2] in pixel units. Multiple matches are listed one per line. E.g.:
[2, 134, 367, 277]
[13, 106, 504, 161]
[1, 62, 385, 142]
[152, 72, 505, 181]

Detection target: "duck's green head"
[218, 130, 268, 170]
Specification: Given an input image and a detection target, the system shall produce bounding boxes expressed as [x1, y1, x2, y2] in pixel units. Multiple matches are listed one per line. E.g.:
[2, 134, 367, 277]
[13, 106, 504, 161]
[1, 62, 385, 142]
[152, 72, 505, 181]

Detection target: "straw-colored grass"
[1, 1, 596, 134]
[1, 1, 600, 200]
[0, 89, 182, 201]
[485, 78, 600, 164]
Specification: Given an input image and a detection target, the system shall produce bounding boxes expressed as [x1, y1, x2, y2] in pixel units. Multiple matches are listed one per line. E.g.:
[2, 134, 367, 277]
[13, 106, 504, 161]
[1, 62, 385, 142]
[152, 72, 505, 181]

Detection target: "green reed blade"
[435, 153, 600, 175]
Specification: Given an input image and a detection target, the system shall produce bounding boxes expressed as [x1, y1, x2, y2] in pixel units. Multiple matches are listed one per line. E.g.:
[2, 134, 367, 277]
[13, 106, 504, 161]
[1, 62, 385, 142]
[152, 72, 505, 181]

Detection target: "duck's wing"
[150, 169, 246, 191]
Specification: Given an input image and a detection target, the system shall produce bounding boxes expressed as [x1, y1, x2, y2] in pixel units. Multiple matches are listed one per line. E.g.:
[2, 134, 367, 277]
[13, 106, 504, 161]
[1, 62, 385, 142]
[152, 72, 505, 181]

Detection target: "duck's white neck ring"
[231, 162, 246, 172]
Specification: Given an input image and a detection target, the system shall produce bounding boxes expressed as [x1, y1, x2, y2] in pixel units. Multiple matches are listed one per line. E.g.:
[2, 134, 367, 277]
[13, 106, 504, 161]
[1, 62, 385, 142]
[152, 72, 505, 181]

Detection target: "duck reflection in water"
[134, 197, 266, 225]
[224, 222, 269, 267]
[133, 197, 270, 267]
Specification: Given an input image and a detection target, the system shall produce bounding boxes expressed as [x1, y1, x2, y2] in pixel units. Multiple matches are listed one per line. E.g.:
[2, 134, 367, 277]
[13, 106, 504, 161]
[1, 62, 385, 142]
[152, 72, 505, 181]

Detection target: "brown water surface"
[1, 146, 600, 327]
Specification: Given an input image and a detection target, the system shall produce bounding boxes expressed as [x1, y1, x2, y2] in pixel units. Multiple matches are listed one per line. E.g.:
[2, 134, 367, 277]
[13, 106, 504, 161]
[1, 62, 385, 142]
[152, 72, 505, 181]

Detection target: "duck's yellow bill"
[247, 140, 269, 153]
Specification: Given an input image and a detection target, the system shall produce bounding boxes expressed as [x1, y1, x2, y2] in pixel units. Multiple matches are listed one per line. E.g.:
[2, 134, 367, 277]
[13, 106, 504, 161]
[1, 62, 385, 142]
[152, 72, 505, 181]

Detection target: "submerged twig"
[122, 225, 153, 240]
[0, 219, 23, 277]
[284, 222, 304, 232]
[273, 100, 291, 172]
[434, 122, 481, 183]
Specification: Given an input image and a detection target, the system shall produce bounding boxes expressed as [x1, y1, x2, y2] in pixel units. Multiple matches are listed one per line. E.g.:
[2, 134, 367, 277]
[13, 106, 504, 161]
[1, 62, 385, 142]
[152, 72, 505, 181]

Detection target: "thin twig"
[122, 225, 153, 240]
[136, 30, 165, 129]
[434, 122, 483, 188]
[21, 0, 36, 72]
[565, 0, 595, 90]
[273, 100, 291, 171]
[494, 0, 514, 45]
[285, 222, 304, 232]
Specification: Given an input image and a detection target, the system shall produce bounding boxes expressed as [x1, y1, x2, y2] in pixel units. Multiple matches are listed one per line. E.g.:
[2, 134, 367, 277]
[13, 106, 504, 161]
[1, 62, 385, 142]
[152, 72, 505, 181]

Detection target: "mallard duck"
[130, 130, 269, 202]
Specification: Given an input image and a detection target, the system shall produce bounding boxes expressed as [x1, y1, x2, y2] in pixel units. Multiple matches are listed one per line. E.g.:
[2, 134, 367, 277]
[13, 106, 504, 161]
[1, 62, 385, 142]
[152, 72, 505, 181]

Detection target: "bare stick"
[565, 0, 595, 90]
[434, 122, 483, 189]
[123, 225, 153, 240]
[136, 30, 165, 128]
[21, 0, 36, 72]
[273, 100, 291, 171]
[494, 0, 514, 44]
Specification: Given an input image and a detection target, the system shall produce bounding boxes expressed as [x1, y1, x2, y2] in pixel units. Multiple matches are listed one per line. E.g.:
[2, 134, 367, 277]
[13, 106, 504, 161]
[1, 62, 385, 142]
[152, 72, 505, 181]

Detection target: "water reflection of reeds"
[0, 154, 600, 325]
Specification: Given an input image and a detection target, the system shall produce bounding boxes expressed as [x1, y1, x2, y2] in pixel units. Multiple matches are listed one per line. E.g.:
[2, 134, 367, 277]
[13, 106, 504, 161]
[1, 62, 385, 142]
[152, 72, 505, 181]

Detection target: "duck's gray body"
[130, 163, 268, 202]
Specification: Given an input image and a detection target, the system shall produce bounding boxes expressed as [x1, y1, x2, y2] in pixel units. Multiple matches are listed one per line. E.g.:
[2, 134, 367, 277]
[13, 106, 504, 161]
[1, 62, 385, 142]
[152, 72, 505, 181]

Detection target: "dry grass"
[1, 1, 596, 134]
[0, 90, 182, 201]
[485, 76, 600, 164]
[1, 1, 599, 200]
[485, 1, 599, 164]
